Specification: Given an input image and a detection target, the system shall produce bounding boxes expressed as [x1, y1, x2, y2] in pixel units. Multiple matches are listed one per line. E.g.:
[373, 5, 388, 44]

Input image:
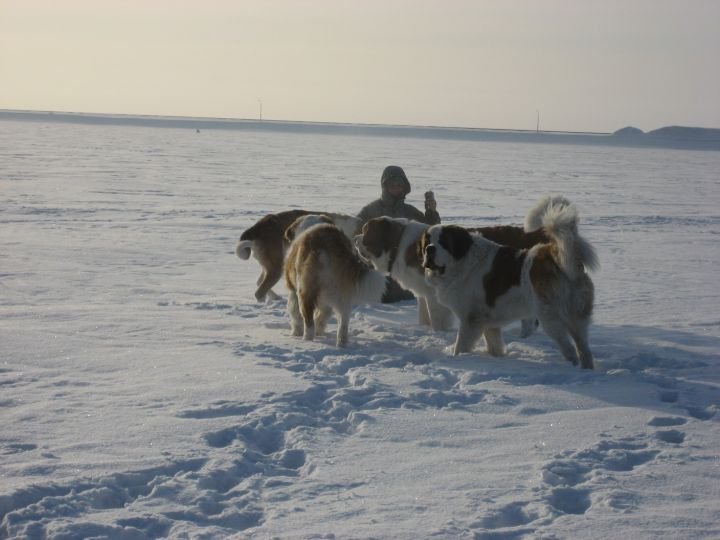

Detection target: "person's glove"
[424, 191, 437, 212]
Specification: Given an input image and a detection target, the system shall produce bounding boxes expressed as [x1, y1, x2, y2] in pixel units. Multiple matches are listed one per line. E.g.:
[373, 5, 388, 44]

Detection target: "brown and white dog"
[284, 217, 386, 347]
[421, 198, 599, 368]
[236, 210, 361, 302]
[356, 218, 455, 331]
[355, 210, 560, 333]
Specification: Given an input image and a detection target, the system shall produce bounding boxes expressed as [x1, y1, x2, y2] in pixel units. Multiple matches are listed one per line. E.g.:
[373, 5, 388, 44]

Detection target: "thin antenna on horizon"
[536, 110, 540, 133]
[258, 99, 263, 121]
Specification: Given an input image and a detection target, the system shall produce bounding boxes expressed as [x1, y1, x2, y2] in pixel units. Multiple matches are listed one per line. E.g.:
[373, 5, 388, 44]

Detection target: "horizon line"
[0, 107, 616, 136]
[3, 108, 720, 152]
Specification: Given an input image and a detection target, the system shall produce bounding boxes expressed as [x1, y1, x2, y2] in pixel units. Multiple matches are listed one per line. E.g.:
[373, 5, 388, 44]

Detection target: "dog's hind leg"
[299, 289, 317, 342]
[482, 327, 506, 356]
[266, 289, 281, 301]
[568, 320, 594, 369]
[569, 279, 595, 369]
[255, 266, 282, 303]
[257, 272, 280, 301]
[539, 316, 579, 366]
[287, 290, 303, 337]
[314, 305, 332, 336]
[335, 304, 351, 347]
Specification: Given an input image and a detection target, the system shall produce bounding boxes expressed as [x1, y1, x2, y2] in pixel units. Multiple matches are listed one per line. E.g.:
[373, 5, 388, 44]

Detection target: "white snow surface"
[1, 120, 719, 539]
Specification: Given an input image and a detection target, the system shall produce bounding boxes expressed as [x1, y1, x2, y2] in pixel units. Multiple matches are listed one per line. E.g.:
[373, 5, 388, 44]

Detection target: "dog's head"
[355, 217, 407, 268]
[421, 225, 474, 276]
[285, 214, 334, 243]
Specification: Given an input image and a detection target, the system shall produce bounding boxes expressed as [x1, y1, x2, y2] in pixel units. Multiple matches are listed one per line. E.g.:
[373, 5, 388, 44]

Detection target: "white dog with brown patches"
[355, 211, 563, 334]
[284, 216, 386, 347]
[421, 197, 599, 368]
[356, 217, 455, 331]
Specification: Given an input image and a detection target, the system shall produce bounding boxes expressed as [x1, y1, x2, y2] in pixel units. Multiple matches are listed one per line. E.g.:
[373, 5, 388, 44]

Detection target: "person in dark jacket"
[358, 165, 441, 302]
[358, 165, 441, 226]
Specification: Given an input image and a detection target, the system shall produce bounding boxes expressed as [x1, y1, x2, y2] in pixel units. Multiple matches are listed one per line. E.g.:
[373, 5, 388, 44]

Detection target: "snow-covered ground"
[1, 120, 718, 539]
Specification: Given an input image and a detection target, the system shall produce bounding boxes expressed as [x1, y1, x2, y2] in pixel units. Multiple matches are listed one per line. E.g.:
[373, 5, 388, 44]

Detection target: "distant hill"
[612, 125, 720, 149]
[613, 126, 645, 137]
[647, 125, 720, 142]
[1, 109, 719, 151]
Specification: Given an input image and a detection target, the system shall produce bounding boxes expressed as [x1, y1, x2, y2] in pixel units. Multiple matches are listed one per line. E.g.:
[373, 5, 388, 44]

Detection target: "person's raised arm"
[424, 191, 441, 224]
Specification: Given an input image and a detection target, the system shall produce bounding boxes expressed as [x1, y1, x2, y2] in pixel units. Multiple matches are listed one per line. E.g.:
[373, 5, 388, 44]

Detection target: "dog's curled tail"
[541, 200, 600, 278]
[354, 268, 387, 305]
[236, 240, 254, 260]
[524, 195, 573, 232]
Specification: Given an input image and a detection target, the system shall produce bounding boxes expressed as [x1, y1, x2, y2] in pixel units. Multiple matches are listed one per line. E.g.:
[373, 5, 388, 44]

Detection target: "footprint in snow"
[647, 416, 687, 427]
[654, 430, 686, 444]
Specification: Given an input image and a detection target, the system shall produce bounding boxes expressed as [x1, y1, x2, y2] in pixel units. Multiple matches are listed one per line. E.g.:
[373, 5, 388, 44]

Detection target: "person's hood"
[380, 165, 411, 201]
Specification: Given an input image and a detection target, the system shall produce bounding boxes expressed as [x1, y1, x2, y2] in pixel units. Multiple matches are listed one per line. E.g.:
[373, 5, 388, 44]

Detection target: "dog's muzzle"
[422, 245, 445, 275]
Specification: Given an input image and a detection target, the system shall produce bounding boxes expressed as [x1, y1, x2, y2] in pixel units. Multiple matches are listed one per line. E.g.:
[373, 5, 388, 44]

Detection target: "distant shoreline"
[2, 109, 719, 151]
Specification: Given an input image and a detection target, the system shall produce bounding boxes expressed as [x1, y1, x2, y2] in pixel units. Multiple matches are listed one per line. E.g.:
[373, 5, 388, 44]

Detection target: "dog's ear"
[366, 218, 404, 257]
[361, 219, 383, 256]
[440, 226, 473, 259]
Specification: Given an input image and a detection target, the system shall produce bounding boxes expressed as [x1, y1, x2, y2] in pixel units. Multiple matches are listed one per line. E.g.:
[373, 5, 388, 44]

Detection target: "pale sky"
[1, 0, 719, 133]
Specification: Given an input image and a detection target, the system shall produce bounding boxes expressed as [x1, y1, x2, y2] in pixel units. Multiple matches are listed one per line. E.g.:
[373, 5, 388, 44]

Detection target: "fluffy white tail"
[236, 240, 254, 260]
[537, 198, 599, 278]
[524, 195, 572, 232]
[354, 269, 387, 305]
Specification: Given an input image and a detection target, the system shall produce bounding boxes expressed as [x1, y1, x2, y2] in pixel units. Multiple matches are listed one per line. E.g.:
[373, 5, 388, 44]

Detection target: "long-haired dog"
[421, 197, 599, 368]
[354, 199, 571, 334]
[284, 217, 386, 347]
[236, 210, 360, 302]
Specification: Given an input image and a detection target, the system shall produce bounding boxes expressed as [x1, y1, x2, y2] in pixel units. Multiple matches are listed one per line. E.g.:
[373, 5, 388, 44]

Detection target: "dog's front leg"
[453, 317, 482, 355]
[482, 327, 506, 356]
[519, 318, 538, 338]
[429, 301, 454, 332]
[417, 297, 431, 327]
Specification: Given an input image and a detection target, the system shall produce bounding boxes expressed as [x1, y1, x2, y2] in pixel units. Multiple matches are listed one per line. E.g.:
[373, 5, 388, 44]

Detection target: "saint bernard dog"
[356, 218, 454, 331]
[283, 216, 386, 347]
[355, 210, 561, 334]
[236, 210, 361, 302]
[421, 197, 599, 369]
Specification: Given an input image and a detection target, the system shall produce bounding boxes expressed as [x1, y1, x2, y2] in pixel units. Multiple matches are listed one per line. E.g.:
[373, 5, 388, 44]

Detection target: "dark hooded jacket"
[357, 165, 441, 225]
